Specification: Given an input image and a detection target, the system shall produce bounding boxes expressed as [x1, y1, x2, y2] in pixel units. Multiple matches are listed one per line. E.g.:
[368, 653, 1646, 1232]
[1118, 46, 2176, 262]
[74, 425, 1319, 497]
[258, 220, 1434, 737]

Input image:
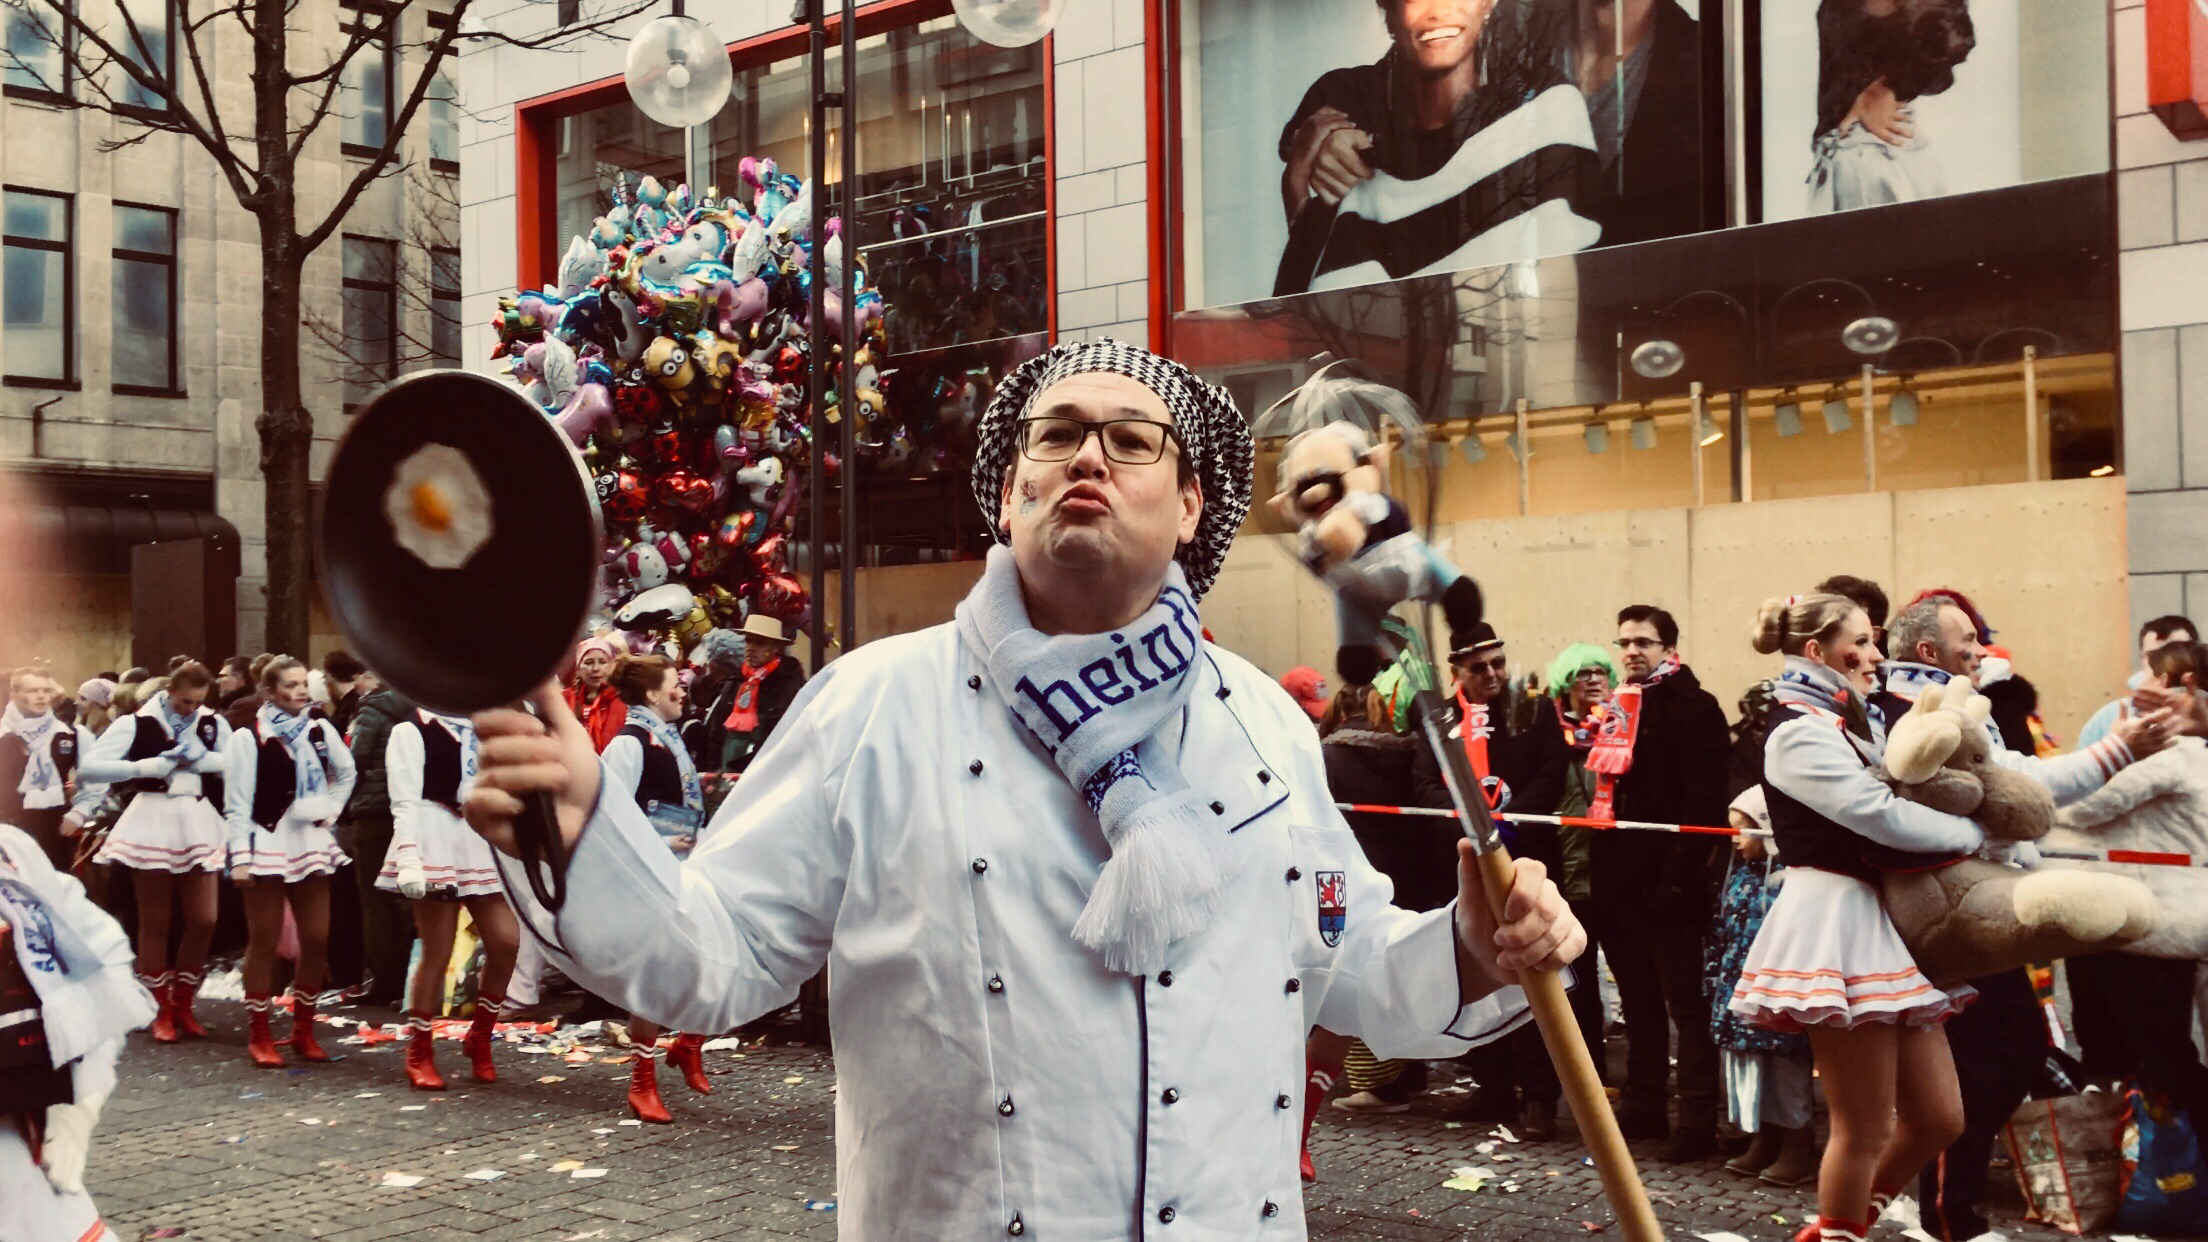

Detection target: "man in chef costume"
[467, 338, 1585, 1238]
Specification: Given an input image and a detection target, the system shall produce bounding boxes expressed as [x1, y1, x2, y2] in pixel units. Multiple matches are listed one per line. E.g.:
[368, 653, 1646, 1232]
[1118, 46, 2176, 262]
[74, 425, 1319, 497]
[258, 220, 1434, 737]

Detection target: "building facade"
[1, 0, 462, 671]
[455, 0, 2191, 737]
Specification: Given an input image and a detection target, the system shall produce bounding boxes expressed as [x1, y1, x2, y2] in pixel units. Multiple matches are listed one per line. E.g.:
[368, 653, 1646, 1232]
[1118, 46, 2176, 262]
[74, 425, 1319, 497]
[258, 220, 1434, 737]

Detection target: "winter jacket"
[1591, 665, 1730, 924]
[565, 682, 626, 755]
[345, 689, 414, 820]
[689, 658, 807, 774]
[1324, 726, 1450, 912]
[1412, 693, 1570, 877]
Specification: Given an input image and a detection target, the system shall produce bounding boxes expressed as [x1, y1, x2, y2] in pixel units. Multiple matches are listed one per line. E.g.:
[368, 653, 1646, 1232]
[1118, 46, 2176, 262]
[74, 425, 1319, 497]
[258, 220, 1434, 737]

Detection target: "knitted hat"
[78, 678, 115, 707]
[970, 338, 1253, 600]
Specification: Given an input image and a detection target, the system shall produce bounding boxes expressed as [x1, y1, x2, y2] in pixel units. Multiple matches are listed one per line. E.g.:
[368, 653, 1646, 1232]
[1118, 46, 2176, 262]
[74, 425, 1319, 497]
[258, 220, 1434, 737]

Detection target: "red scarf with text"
[723, 659, 781, 734]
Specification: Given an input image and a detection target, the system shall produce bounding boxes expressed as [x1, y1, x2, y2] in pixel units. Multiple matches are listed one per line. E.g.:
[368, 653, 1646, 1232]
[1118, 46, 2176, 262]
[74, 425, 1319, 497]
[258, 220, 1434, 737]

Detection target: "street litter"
[549, 1160, 585, 1172]
[1442, 1122, 1464, 1130]
[1694, 1233, 1752, 1242]
[1579, 1222, 1606, 1233]
[354, 1092, 380, 1098]
[1494, 1126, 1519, 1142]
[399, 1105, 427, 1112]
[300, 1118, 323, 1125]
[238, 1092, 262, 1100]
[784, 1076, 806, 1084]
[618, 1119, 643, 1126]
[538, 1075, 566, 1083]
[143, 1230, 185, 1239]
[772, 1145, 800, 1152]
[379, 1172, 425, 1188]
[805, 1200, 836, 1212]
[1476, 1141, 1496, 1154]
[1443, 1165, 1494, 1192]
[570, 1168, 608, 1179]
[464, 1169, 505, 1182]
[591, 1127, 614, 1135]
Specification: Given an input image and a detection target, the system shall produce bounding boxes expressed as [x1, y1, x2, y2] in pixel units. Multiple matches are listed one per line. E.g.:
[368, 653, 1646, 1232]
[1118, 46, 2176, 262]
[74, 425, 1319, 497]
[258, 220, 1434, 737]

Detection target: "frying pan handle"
[514, 788, 571, 913]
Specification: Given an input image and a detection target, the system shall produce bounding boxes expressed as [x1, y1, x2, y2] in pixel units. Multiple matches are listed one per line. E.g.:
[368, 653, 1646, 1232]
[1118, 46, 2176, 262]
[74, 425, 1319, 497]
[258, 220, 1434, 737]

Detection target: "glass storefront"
[539, 10, 1048, 565]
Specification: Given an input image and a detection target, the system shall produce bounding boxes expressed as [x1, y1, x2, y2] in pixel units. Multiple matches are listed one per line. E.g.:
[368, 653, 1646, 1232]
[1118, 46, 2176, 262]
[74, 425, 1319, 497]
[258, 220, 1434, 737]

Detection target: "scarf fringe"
[1072, 791, 1237, 974]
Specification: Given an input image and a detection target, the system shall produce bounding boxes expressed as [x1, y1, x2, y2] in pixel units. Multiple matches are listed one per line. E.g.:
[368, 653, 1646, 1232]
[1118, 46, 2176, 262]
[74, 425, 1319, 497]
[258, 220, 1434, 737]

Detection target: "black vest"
[620, 723, 689, 819]
[123, 712, 225, 804]
[1761, 704, 1880, 882]
[249, 720, 336, 829]
[417, 717, 465, 814]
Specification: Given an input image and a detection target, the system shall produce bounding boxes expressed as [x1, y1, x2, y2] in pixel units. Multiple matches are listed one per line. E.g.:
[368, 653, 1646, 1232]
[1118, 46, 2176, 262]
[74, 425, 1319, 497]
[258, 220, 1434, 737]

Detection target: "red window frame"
[512, 0, 1059, 341]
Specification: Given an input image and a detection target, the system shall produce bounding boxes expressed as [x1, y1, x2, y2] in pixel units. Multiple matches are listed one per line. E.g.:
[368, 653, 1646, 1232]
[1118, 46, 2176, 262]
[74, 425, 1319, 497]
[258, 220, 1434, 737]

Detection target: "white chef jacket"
[500, 623, 1530, 1241]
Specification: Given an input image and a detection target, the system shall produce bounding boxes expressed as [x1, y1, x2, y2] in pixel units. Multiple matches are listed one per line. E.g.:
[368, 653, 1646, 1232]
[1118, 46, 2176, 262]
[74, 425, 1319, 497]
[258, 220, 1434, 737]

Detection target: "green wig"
[1545, 643, 1621, 700]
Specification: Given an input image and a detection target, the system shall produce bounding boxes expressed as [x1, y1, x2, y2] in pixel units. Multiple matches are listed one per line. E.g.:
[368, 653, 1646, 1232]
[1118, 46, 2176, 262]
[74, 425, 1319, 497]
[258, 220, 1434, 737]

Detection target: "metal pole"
[2022, 344, 2040, 482]
[1514, 397, 1530, 516]
[838, 0, 858, 658]
[1859, 363, 1876, 493]
[1689, 381, 1705, 507]
[805, 0, 828, 673]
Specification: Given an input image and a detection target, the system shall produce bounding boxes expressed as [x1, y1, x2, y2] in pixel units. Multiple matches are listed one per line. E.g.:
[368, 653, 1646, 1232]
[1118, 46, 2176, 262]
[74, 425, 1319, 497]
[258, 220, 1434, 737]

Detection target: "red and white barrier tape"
[1332, 802, 2208, 869]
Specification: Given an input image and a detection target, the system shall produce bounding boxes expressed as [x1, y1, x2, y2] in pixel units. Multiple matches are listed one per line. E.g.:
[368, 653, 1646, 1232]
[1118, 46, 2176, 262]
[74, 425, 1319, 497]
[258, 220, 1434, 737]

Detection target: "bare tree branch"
[296, 0, 455, 256]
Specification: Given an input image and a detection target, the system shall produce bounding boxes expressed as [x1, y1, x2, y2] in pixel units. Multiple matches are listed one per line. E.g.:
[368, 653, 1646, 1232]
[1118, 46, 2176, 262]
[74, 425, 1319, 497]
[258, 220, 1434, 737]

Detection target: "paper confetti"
[591, 1127, 614, 1135]
[784, 1076, 806, 1084]
[380, 1172, 425, 1188]
[1442, 1121, 1464, 1130]
[238, 1092, 263, 1100]
[300, 1118, 324, 1126]
[1494, 1126, 1519, 1143]
[1694, 1234, 1750, 1242]
[1476, 1141, 1497, 1154]
[804, 1200, 836, 1212]
[355, 1092, 382, 1098]
[772, 1145, 801, 1152]
[1579, 1222, 1607, 1233]
[570, 1168, 609, 1179]
[464, 1169, 506, 1182]
[549, 1160, 585, 1173]
[618, 1119, 643, 1127]
[399, 1105, 427, 1112]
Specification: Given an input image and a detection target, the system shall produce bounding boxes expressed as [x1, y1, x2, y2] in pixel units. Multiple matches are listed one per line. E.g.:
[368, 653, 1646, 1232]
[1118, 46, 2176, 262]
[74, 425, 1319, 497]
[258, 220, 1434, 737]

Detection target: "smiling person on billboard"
[1273, 0, 1602, 296]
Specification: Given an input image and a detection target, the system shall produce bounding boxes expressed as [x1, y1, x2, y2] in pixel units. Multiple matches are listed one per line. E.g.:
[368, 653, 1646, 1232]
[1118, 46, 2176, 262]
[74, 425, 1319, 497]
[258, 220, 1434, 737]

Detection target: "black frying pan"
[316, 369, 602, 911]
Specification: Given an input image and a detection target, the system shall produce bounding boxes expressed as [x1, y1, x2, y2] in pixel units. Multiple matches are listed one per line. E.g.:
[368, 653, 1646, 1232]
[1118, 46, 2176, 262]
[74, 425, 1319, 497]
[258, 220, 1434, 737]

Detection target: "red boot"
[289, 991, 331, 1063]
[144, 972, 178, 1043]
[626, 1049, 674, 1124]
[1300, 1059, 1337, 1184]
[666, 1033, 713, 1095]
[404, 1014, 445, 1091]
[243, 995, 286, 1068]
[462, 994, 502, 1084]
[170, 970, 208, 1039]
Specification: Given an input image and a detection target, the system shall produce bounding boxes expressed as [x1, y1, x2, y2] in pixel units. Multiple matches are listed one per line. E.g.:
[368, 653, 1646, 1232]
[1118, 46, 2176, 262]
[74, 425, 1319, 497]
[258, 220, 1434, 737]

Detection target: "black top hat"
[1448, 621, 1503, 658]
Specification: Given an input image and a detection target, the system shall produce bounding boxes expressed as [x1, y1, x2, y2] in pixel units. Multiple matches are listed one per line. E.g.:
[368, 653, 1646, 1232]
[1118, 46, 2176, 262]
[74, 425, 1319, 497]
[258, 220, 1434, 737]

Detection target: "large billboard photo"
[1181, 0, 1713, 308]
[1755, 0, 2106, 222]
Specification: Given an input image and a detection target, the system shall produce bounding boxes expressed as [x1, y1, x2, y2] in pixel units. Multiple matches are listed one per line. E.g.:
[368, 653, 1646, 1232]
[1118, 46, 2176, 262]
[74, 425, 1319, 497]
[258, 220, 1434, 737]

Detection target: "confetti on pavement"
[464, 1169, 506, 1182]
[569, 1168, 608, 1179]
[379, 1173, 424, 1188]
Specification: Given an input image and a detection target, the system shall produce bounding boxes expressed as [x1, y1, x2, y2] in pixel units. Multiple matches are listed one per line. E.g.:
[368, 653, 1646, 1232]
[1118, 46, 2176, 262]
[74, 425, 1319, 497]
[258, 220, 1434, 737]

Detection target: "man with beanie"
[464, 339, 1584, 1236]
[1412, 623, 1572, 1138]
[1595, 604, 1730, 1161]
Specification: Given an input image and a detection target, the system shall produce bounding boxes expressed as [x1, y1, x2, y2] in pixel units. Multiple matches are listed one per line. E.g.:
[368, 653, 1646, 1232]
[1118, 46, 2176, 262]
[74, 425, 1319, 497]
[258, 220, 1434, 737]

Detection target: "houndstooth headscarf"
[971, 338, 1254, 600]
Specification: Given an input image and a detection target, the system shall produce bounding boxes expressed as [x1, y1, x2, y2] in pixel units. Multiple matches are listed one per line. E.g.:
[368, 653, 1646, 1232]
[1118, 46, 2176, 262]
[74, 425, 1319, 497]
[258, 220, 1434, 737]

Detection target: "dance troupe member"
[378, 708, 518, 1090]
[465, 339, 1585, 1236]
[600, 654, 714, 1121]
[222, 656, 356, 1067]
[1731, 594, 1979, 1242]
[1, 669, 102, 871]
[81, 660, 228, 1043]
[0, 821, 155, 1242]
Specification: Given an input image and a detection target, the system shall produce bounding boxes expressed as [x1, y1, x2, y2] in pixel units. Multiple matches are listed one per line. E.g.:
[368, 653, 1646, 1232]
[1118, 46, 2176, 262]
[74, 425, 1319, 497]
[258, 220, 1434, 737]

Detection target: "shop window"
[113, 0, 170, 111]
[3, 0, 68, 98]
[339, 0, 392, 153]
[2, 186, 72, 386]
[429, 244, 461, 366]
[551, 104, 686, 252]
[426, 10, 458, 170]
[342, 235, 396, 404]
[111, 202, 177, 394]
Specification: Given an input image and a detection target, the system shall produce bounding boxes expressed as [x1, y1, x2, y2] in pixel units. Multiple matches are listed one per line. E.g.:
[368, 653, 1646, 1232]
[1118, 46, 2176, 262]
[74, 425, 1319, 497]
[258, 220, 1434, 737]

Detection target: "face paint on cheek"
[1018, 481, 1040, 515]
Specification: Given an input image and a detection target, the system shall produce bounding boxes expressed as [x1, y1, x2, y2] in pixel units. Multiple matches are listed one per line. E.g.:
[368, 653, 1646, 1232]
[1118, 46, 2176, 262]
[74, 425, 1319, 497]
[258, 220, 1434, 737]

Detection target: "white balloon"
[950, 0, 1066, 47]
[625, 15, 734, 129]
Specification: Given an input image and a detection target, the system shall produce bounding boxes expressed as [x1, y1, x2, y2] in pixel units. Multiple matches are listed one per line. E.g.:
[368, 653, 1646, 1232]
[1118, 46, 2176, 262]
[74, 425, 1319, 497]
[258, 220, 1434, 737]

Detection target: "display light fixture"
[1774, 397, 1804, 437]
[1459, 433, 1487, 465]
[951, 0, 1066, 46]
[1629, 416, 1656, 451]
[625, 6, 735, 128]
[1697, 411, 1724, 447]
[1841, 315, 1901, 356]
[1629, 339, 1686, 380]
[1585, 421, 1610, 454]
[1822, 392, 1853, 433]
[1890, 388, 1919, 426]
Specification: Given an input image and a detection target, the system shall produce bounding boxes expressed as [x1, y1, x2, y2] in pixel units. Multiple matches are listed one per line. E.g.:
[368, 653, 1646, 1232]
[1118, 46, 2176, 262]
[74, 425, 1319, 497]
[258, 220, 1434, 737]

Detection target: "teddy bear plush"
[1877, 681, 2157, 986]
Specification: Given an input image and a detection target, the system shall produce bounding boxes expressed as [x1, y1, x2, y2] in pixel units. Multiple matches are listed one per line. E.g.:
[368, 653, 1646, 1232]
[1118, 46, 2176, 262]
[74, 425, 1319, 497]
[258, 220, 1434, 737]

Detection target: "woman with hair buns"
[1728, 593, 1979, 1242]
[377, 704, 518, 1091]
[221, 656, 355, 1068]
[80, 660, 231, 1044]
[600, 654, 715, 1121]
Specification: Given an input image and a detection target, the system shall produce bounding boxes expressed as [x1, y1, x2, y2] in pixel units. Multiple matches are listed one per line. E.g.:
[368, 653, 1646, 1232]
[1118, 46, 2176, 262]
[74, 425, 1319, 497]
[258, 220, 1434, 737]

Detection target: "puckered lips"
[1057, 482, 1113, 519]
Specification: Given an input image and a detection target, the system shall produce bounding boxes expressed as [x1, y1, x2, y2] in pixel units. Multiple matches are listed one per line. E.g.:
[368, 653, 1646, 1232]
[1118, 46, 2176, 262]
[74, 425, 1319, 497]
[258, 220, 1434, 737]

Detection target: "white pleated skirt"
[1727, 867, 1973, 1033]
[94, 792, 225, 873]
[376, 804, 502, 899]
[234, 817, 349, 882]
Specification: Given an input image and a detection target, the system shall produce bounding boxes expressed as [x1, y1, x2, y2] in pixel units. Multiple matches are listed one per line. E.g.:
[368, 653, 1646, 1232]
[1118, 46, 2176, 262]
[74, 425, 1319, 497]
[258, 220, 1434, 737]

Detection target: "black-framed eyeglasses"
[1017, 416, 1181, 465]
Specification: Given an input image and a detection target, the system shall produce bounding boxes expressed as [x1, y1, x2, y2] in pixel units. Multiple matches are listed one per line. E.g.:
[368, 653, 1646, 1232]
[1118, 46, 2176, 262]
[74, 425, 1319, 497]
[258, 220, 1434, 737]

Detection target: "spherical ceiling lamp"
[951, 0, 1066, 47]
[1841, 315, 1900, 356]
[625, 13, 734, 129]
[1629, 338, 1685, 380]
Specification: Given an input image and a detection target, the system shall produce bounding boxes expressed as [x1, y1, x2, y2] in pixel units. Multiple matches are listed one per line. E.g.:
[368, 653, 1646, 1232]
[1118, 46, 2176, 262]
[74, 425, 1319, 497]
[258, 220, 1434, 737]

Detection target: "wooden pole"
[2023, 345, 2040, 482]
[1859, 363, 1876, 492]
[1689, 382, 1705, 506]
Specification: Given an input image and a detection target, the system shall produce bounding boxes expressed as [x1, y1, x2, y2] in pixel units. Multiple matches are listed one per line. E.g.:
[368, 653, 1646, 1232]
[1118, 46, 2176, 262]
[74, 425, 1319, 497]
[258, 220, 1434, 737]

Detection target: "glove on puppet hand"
[1878, 681, 2156, 985]
[1268, 421, 1482, 686]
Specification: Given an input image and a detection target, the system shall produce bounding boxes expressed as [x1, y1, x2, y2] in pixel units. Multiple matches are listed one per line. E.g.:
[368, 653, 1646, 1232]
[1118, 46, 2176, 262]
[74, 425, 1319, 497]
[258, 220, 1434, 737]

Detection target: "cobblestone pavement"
[82, 999, 2087, 1241]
